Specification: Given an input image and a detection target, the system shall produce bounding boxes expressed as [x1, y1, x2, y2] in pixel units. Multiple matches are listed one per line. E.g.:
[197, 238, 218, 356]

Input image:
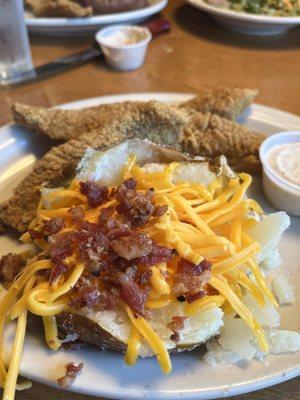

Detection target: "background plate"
[1, 93, 300, 399]
[25, 0, 168, 36]
[185, 0, 300, 35]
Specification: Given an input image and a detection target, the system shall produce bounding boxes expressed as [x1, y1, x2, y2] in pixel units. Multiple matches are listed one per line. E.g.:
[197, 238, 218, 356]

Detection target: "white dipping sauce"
[101, 28, 147, 47]
[267, 142, 300, 187]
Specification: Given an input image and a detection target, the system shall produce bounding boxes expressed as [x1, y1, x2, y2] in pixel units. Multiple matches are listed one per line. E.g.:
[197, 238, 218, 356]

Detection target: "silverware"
[1, 17, 171, 89]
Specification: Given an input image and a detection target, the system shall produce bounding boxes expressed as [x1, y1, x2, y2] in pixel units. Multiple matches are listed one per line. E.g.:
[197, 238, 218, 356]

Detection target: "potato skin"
[56, 312, 127, 352]
[56, 312, 204, 354]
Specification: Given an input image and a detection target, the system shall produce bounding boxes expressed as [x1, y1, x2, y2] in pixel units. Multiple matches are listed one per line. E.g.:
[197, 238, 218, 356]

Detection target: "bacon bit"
[70, 284, 101, 309]
[110, 233, 153, 260]
[139, 243, 173, 266]
[69, 276, 119, 311]
[185, 290, 206, 303]
[77, 223, 108, 263]
[57, 362, 83, 389]
[49, 260, 69, 287]
[98, 205, 114, 225]
[68, 206, 85, 224]
[137, 269, 152, 285]
[115, 180, 155, 227]
[80, 181, 108, 208]
[200, 259, 212, 271]
[118, 267, 149, 315]
[61, 340, 85, 351]
[178, 259, 203, 276]
[44, 217, 66, 235]
[0, 253, 24, 283]
[29, 229, 44, 240]
[167, 316, 187, 342]
[170, 333, 180, 342]
[123, 178, 137, 190]
[172, 259, 212, 296]
[153, 204, 168, 217]
[50, 233, 73, 261]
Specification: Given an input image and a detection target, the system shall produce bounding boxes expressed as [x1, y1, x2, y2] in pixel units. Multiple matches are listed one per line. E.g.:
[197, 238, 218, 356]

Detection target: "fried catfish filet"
[1, 100, 265, 233]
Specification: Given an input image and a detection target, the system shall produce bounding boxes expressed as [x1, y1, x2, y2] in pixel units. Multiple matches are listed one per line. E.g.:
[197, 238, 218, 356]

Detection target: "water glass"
[0, 0, 33, 84]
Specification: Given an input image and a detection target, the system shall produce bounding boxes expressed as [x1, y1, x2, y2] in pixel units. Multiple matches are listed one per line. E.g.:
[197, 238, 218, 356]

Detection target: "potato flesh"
[79, 305, 223, 357]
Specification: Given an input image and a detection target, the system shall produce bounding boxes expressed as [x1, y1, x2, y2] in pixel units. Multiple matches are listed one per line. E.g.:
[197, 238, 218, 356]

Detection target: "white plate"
[25, 0, 168, 36]
[185, 0, 300, 35]
[1, 93, 300, 399]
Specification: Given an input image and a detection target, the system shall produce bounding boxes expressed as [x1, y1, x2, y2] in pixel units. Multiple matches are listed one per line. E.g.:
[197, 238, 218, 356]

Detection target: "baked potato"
[53, 139, 229, 356]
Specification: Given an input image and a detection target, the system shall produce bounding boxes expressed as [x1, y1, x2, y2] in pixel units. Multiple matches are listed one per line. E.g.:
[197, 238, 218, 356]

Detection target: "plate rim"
[25, 0, 168, 27]
[1, 92, 300, 399]
[185, 0, 300, 24]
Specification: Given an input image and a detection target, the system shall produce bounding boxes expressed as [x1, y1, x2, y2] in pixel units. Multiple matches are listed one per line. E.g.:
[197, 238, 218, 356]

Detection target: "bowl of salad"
[185, 0, 300, 35]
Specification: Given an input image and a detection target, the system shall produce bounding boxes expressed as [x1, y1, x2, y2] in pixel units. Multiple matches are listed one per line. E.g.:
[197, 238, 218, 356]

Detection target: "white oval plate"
[25, 0, 168, 36]
[185, 0, 300, 35]
[1, 93, 300, 399]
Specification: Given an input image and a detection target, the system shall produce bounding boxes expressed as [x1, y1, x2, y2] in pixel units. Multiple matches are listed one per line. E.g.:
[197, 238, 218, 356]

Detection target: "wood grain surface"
[0, 0, 299, 399]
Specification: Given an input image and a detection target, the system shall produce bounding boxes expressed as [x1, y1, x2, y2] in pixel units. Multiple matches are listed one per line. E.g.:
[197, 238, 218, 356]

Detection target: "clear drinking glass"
[0, 0, 33, 84]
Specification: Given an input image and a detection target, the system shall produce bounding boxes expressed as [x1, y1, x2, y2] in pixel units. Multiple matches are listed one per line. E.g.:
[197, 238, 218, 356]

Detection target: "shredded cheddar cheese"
[1, 154, 279, 400]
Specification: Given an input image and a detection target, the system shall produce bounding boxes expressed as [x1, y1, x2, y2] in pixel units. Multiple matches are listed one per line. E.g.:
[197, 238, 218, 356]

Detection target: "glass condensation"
[0, 0, 33, 83]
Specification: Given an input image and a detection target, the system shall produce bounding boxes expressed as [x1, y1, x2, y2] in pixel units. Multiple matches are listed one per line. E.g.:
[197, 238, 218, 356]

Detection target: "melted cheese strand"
[124, 325, 142, 366]
[212, 243, 260, 275]
[0, 260, 51, 384]
[194, 178, 239, 213]
[43, 316, 61, 351]
[229, 218, 242, 248]
[150, 264, 170, 296]
[124, 304, 172, 374]
[168, 193, 214, 235]
[247, 259, 278, 307]
[146, 296, 171, 309]
[27, 293, 69, 317]
[185, 295, 225, 315]
[208, 204, 248, 228]
[2, 278, 34, 400]
[227, 270, 265, 307]
[2, 312, 28, 400]
[210, 276, 268, 352]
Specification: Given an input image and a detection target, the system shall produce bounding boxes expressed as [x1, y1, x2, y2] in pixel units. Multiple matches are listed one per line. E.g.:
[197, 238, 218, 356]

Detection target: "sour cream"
[96, 25, 152, 71]
[259, 132, 300, 217]
[267, 143, 300, 187]
[99, 28, 148, 47]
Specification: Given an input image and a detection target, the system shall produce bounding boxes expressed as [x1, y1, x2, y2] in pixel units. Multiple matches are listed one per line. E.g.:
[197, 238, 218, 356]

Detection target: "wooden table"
[1, 0, 299, 398]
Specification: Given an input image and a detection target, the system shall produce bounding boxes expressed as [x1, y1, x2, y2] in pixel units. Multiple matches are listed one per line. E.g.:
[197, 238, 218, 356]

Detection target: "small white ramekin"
[95, 25, 152, 71]
[259, 131, 300, 217]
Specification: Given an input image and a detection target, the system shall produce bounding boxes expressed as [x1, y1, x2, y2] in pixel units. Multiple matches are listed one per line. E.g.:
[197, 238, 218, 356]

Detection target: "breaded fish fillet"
[180, 112, 265, 172]
[25, 0, 93, 17]
[180, 87, 258, 120]
[11, 87, 257, 142]
[12, 101, 147, 141]
[0, 101, 265, 233]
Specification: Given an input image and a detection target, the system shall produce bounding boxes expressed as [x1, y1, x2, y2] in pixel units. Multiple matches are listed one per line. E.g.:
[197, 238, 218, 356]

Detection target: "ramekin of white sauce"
[96, 25, 152, 71]
[259, 131, 300, 216]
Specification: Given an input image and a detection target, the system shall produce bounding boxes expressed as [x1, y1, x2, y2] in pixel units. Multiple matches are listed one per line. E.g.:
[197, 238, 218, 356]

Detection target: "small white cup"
[259, 131, 300, 217]
[95, 25, 152, 71]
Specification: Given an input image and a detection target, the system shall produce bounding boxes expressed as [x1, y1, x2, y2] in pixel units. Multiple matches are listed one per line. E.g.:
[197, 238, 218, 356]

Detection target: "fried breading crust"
[11, 88, 257, 142]
[180, 112, 265, 172]
[25, 0, 93, 17]
[1, 102, 188, 232]
[0, 101, 265, 233]
[181, 87, 258, 120]
[12, 101, 142, 141]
